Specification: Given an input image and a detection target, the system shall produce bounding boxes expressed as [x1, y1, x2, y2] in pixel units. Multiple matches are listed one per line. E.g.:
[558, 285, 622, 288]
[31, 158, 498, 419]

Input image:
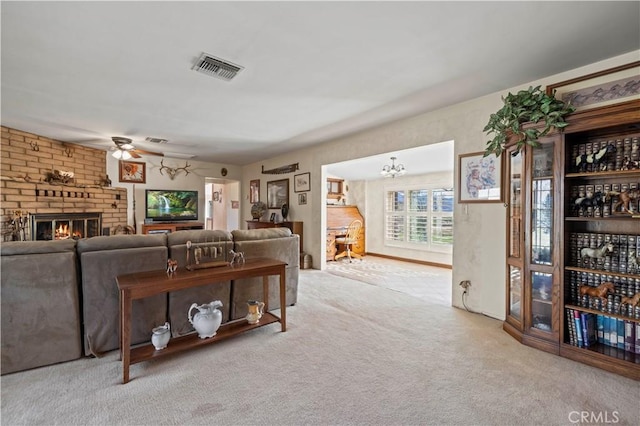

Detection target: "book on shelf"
[624, 320, 635, 353]
[570, 313, 640, 353]
[580, 312, 595, 347]
[610, 317, 618, 349]
[566, 308, 576, 346]
[617, 318, 625, 350]
[573, 310, 584, 347]
[597, 315, 604, 344]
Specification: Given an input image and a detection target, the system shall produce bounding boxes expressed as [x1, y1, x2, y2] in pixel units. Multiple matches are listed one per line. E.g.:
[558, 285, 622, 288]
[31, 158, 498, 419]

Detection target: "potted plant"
[483, 85, 575, 157]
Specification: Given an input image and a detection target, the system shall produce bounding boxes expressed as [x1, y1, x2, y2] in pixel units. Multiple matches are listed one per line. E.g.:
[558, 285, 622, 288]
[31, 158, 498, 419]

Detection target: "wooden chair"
[334, 219, 363, 262]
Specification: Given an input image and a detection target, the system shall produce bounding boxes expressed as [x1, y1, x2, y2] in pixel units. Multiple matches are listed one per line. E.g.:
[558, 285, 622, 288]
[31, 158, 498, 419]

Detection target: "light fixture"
[112, 149, 132, 160]
[381, 156, 406, 178]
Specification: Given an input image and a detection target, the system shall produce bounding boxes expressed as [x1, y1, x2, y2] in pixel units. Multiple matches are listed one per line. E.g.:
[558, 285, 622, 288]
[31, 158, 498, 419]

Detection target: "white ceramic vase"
[151, 322, 171, 350]
[188, 301, 223, 339]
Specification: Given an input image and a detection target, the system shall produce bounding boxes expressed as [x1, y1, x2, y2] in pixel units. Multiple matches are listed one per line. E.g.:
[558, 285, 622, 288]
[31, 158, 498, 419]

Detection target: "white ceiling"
[327, 140, 454, 181]
[1, 2, 639, 167]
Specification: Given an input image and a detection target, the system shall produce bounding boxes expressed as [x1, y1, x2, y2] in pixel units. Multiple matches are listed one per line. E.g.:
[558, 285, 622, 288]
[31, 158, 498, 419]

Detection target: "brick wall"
[1, 126, 128, 240]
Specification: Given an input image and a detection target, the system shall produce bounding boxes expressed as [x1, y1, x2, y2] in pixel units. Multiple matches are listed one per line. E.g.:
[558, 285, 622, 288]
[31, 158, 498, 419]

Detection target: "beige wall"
[105, 155, 242, 231]
[242, 50, 640, 320]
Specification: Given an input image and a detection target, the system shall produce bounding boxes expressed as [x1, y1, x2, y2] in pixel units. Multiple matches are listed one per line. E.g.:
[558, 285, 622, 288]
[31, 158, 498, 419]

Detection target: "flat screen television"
[145, 189, 198, 221]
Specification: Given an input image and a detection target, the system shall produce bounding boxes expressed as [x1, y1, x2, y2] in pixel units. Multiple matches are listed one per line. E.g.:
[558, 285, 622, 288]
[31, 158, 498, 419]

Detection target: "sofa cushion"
[77, 234, 167, 253]
[167, 230, 233, 337]
[77, 235, 168, 356]
[1, 240, 82, 374]
[231, 227, 291, 241]
[167, 229, 232, 247]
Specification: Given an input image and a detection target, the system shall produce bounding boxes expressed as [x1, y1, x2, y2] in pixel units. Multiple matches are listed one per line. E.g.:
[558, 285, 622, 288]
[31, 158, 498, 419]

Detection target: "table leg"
[279, 268, 286, 332]
[120, 290, 132, 384]
[263, 275, 269, 312]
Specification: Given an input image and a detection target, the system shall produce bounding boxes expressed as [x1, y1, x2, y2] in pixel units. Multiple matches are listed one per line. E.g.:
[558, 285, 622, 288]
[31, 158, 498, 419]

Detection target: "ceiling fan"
[111, 137, 164, 159]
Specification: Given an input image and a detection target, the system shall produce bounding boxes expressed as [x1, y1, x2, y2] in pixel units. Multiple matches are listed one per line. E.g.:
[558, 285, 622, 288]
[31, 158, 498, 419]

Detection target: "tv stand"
[142, 221, 204, 234]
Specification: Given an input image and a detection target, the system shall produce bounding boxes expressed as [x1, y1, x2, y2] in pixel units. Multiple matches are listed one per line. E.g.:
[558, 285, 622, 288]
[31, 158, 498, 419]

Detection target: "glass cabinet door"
[509, 265, 522, 321]
[528, 141, 557, 337]
[531, 144, 554, 265]
[506, 148, 523, 323]
[531, 271, 553, 331]
[509, 152, 522, 258]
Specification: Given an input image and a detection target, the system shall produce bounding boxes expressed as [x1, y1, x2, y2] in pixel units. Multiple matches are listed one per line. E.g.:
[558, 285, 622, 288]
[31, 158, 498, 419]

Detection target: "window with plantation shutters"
[431, 189, 454, 245]
[385, 191, 405, 241]
[385, 187, 453, 251]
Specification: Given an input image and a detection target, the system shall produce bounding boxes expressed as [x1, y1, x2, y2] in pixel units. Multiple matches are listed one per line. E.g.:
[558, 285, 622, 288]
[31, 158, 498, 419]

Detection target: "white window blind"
[385, 187, 453, 250]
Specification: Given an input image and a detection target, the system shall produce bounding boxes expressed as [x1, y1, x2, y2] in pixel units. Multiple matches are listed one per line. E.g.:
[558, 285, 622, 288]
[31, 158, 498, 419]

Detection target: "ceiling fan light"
[120, 143, 134, 150]
[121, 150, 132, 160]
[112, 149, 123, 159]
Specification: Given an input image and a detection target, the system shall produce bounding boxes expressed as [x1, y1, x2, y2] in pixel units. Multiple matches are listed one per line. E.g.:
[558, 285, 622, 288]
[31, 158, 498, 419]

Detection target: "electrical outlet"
[459, 280, 471, 289]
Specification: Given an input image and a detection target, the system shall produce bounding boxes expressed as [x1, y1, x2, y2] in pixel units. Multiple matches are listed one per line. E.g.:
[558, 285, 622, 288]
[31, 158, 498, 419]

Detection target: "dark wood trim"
[365, 253, 452, 269]
[522, 333, 560, 355]
[560, 344, 640, 381]
[503, 321, 524, 343]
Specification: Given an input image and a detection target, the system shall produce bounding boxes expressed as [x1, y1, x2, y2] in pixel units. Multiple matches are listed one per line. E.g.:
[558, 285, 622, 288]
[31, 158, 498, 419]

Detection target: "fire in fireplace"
[31, 213, 102, 241]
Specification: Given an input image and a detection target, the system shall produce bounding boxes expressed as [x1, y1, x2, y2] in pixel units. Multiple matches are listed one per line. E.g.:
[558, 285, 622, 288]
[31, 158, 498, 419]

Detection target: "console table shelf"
[129, 313, 280, 364]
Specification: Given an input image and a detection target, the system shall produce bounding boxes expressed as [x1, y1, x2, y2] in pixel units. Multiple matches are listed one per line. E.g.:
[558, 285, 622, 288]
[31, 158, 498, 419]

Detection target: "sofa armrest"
[1, 240, 82, 374]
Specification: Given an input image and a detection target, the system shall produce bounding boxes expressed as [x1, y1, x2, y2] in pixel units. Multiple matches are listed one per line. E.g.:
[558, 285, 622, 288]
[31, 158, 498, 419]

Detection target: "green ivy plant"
[483, 85, 575, 157]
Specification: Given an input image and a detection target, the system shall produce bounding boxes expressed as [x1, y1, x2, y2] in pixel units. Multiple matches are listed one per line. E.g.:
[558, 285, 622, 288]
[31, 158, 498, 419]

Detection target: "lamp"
[381, 156, 406, 178]
[112, 149, 132, 160]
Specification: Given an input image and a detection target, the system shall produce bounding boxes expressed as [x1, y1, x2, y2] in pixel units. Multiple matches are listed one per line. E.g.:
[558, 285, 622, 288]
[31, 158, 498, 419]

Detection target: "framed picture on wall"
[458, 152, 503, 203]
[267, 179, 289, 209]
[294, 172, 310, 192]
[119, 160, 146, 184]
[298, 193, 307, 205]
[546, 61, 640, 112]
[250, 179, 260, 203]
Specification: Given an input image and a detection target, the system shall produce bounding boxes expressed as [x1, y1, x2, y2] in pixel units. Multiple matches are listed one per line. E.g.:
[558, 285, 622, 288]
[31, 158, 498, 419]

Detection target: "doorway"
[205, 178, 240, 232]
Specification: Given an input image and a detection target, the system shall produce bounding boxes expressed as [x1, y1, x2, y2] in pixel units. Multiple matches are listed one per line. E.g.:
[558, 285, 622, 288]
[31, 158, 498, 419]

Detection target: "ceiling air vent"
[145, 137, 168, 144]
[192, 53, 243, 81]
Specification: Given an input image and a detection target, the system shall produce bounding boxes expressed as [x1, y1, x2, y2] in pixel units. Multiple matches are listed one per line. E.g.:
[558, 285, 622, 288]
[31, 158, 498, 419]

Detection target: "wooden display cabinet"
[503, 99, 640, 380]
[503, 129, 562, 355]
[559, 101, 640, 380]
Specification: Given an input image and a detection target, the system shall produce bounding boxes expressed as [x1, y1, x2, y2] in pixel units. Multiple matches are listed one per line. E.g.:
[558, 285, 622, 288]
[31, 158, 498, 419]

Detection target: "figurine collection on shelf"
[568, 230, 640, 319]
[569, 182, 639, 217]
[572, 137, 639, 173]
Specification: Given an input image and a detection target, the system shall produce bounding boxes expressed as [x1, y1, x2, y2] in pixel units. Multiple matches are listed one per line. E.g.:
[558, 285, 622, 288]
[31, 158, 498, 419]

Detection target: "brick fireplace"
[31, 212, 102, 241]
[1, 126, 128, 241]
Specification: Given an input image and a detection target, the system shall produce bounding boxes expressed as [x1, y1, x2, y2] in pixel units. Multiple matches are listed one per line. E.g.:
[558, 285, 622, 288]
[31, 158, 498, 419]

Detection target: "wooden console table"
[116, 257, 287, 384]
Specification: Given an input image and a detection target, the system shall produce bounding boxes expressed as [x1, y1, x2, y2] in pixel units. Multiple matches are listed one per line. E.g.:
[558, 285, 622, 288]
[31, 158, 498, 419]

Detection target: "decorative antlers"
[159, 159, 191, 180]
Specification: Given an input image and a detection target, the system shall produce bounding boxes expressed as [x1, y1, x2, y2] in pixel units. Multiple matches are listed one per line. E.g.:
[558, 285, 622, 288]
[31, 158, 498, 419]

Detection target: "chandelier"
[380, 156, 406, 178]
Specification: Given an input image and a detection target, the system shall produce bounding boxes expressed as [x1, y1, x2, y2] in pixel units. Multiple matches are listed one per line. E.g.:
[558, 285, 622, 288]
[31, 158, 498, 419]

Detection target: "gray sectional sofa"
[1, 227, 299, 375]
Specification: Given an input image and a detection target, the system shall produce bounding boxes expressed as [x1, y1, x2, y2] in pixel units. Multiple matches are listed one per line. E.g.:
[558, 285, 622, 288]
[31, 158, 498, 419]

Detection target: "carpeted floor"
[325, 255, 452, 306]
[1, 269, 638, 425]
